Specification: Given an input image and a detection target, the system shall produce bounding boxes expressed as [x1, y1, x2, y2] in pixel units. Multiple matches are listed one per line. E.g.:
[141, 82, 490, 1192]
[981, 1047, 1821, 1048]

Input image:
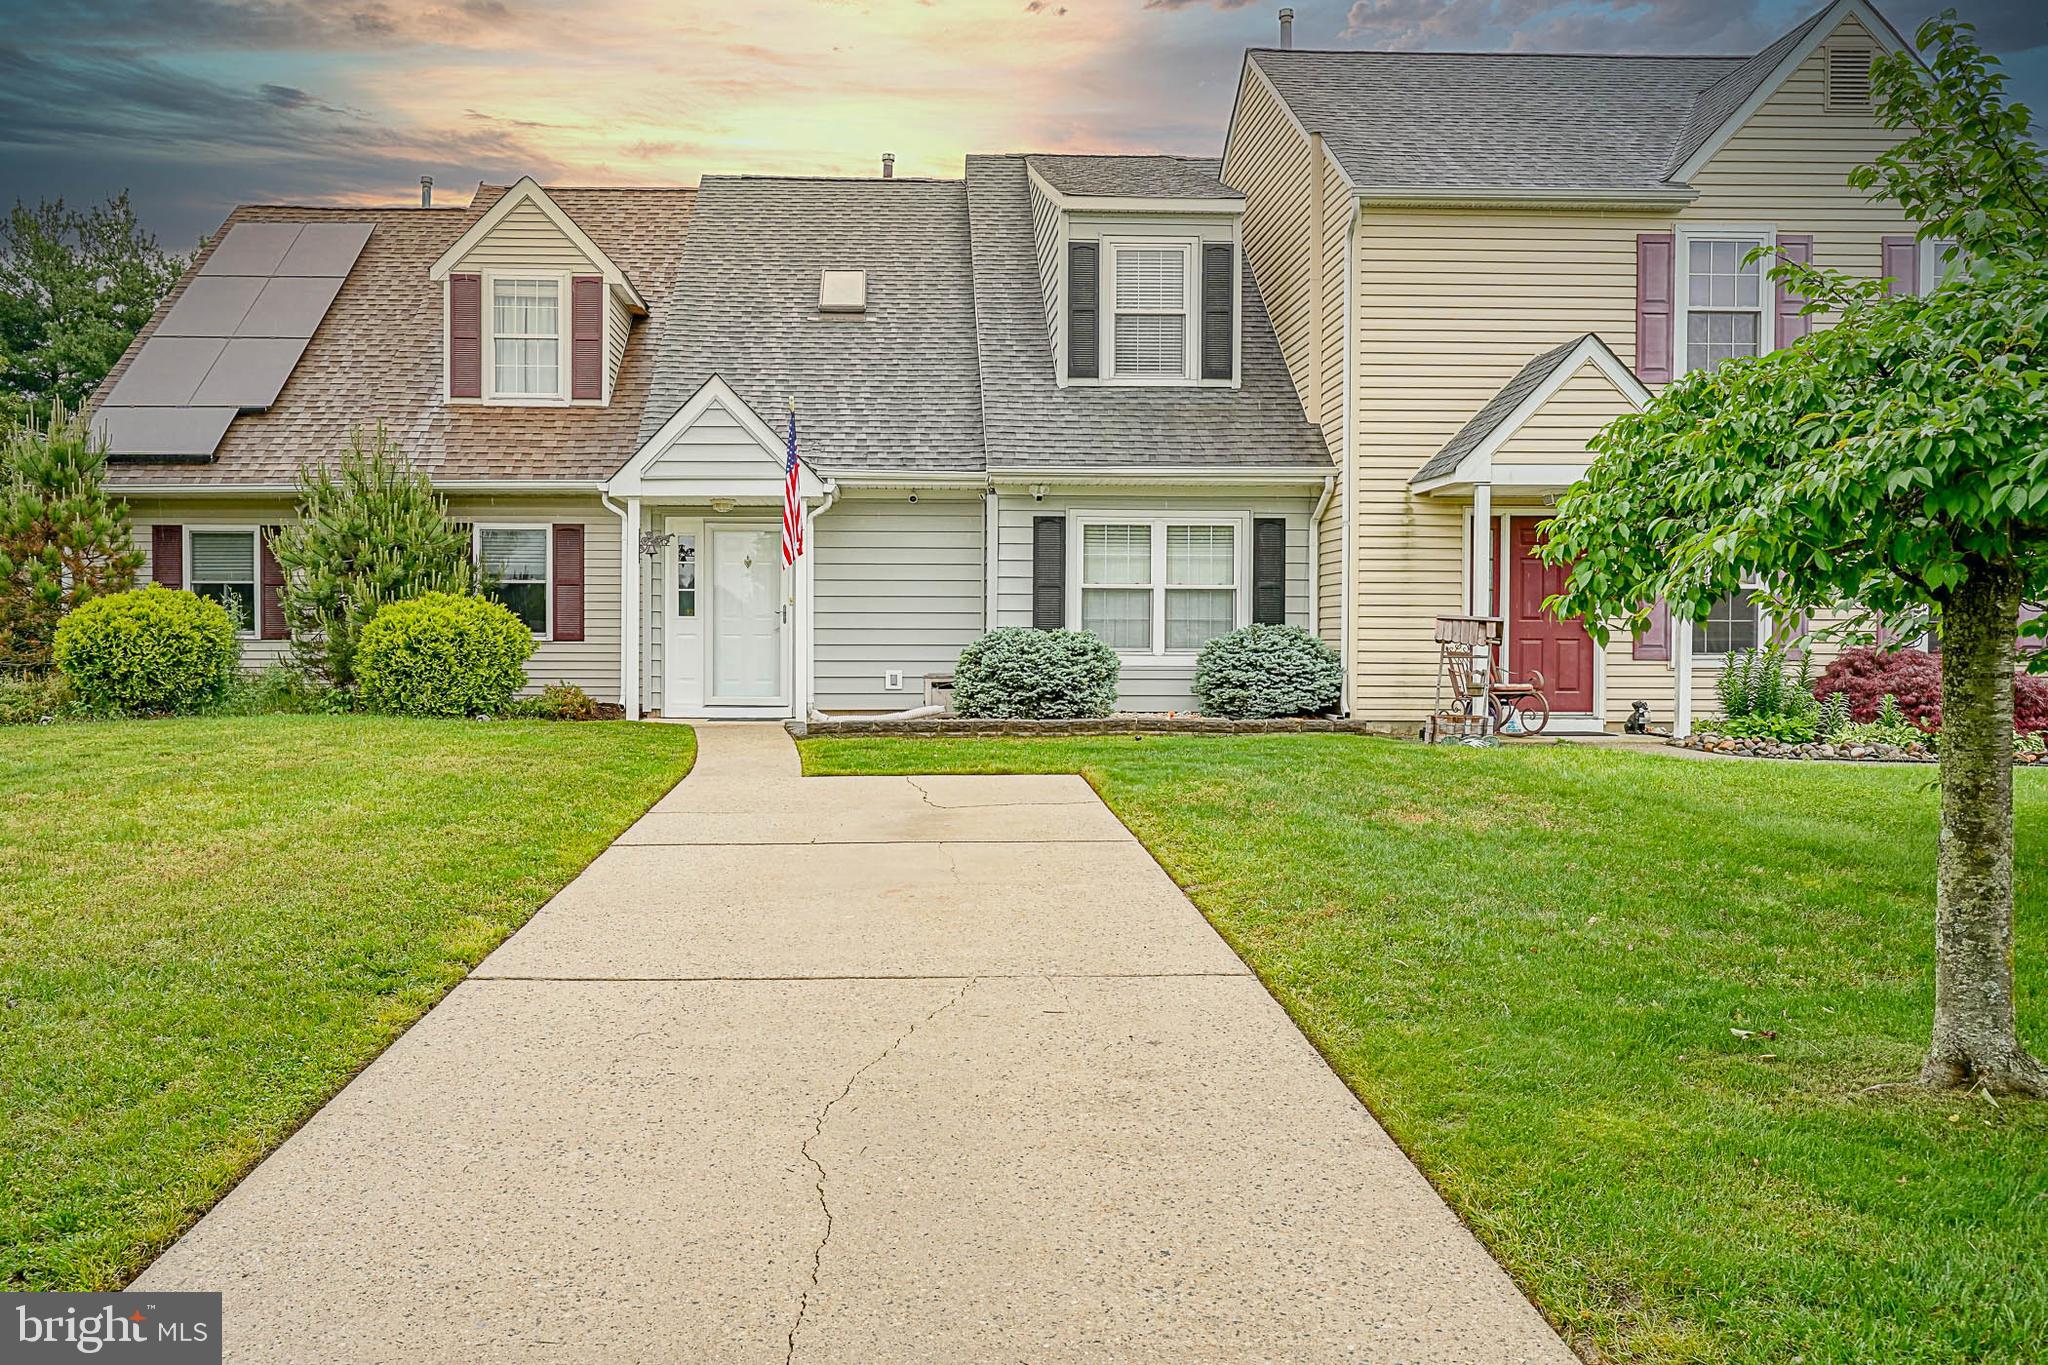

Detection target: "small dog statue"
[1625, 700, 1652, 735]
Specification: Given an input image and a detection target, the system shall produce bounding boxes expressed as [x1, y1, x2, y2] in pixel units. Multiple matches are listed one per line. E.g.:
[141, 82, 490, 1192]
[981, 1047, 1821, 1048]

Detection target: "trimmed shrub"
[356, 592, 534, 717]
[952, 628, 1120, 719]
[1192, 624, 1343, 718]
[53, 586, 239, 714]
[508, 682, 600, 721]
[1812, 646, 2048, 733]
[0, 670, 74, 724]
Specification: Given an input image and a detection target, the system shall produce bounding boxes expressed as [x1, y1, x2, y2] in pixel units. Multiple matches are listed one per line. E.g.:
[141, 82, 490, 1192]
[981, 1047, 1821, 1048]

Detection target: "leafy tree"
[1543, 13, 2048, 1095]
[0, 194, 187, 426]
[270, 427, 478, 692]
[0, 404, 143, 671]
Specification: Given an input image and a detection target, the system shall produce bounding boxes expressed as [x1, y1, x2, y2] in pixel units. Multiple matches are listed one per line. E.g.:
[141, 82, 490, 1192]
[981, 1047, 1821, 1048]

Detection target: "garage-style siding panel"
[812, 495, 986, 712]
[994, 490, 1314, 713]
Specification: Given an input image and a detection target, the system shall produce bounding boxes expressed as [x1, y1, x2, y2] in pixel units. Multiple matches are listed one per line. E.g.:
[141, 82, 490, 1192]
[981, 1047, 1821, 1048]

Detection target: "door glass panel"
[711, 527, 781, 700]
[676, 534, 696, 618]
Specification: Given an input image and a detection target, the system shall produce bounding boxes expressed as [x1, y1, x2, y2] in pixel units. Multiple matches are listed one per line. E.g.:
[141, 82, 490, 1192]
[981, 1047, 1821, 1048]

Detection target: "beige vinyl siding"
[452, 199, 599, 274]
[124, 494, 624, 701]
[1029, 173, 1064, 366]
[1335, 10, 1914, 728]
[1493, 361, 1639, 465]
[812, 495, 985, 712]
[994, 489, 1314, 713]
[605, 290, 631, 400]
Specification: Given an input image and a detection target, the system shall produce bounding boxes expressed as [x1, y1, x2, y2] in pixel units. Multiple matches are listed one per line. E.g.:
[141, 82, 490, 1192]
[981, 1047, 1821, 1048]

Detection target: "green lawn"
[801, 734, 2047, 1365]
[0, 715, 694, 1291]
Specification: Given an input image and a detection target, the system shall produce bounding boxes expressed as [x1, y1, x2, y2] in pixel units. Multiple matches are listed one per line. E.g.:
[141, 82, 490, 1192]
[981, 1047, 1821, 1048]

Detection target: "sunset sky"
[3, 0, 2043, 246]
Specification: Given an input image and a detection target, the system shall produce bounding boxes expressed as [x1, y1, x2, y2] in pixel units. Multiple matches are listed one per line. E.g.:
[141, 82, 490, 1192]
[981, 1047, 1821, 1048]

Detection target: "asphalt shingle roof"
[1411, 334, 1605, 485]
[1027, 154, 1242, 200]
[636, 176, 984, 472]
[100, 185, 696, 486]
[965, 154, 1329, 472]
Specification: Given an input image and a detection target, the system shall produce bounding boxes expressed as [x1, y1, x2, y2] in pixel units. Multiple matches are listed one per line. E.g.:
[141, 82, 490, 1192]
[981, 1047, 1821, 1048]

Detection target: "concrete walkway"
[136, 724, 1575, 1364]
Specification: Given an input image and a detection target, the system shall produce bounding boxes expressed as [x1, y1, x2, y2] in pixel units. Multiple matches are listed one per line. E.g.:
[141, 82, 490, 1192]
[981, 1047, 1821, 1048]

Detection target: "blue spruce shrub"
[53, 586, 240, 715]
[951, 628, 1120, 719]
[356, 592, 535, 717]
[1192, 624, 1343, 718]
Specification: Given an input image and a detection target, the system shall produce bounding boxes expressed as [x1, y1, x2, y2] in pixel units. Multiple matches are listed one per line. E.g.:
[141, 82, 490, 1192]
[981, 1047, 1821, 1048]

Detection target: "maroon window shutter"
[1633, 599, 1672, 661]
[449, 273, 483, 398]
[571, 275, 604, 401]
[1635, 233, 1675, 384]
[1775, 234, 1814, 347]
[552, 524, 584, 642]
[258, 528, 287, 639]
[151, 525, 183, 588]
[1881, 236, 1919, 296]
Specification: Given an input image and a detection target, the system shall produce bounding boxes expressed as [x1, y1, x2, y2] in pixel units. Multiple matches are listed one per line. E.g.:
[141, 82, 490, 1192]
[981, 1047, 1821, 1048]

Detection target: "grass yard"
[0, 714, 694, 1291]
[802, 734, 2047, 1365]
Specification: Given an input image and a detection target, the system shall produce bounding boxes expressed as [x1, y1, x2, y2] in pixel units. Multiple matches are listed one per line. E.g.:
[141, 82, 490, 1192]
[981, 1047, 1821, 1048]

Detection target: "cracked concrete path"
[133, 723, 1575, 1364]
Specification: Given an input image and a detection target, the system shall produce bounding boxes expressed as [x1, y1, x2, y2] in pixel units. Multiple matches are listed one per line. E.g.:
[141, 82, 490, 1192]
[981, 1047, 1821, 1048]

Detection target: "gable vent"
[820, 269, 867, 314]
[1826, 47, 1874, 111]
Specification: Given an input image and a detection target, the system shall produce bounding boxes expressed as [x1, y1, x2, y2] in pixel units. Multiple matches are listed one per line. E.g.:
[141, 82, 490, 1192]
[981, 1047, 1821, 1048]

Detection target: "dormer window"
[491, 276, 563, 399]
[1111, 242, 1194, 380]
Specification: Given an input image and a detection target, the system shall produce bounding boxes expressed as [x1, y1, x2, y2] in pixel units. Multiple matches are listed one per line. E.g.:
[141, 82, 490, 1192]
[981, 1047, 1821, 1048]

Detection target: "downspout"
[1338, 187, 1360, 718]
[1308, 473, 1335, 632]
[802, 480, 841, 723]
[983, 481, 999, 630]
[599, 490, 637, 718]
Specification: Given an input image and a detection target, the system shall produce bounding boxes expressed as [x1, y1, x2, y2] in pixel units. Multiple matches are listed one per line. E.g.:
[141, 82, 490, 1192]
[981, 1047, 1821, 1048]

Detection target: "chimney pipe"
[420, 176, 434, 208]
[882, 153, 895, 179]
[1278, 8, 1293, 48]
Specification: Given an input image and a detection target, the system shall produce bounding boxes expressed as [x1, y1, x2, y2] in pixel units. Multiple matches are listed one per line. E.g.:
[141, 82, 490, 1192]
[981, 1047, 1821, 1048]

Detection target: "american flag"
[781, 403, 804, 567]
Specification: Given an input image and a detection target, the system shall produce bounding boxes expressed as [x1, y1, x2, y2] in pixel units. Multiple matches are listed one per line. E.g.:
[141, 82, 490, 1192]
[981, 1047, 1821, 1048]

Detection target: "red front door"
[1506, 516, 1595, 714]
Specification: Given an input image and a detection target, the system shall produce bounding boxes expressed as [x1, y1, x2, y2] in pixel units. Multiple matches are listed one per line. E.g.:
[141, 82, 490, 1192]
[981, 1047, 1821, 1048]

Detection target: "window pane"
[1166, 524, 1233, 587]
[1166, 588, 1235, 652]
[194, 582, 255, 631]
[1686, 238, 1763, 309]
[1113, 314, 1186, 377]
[1685, 311, 1760, 371]
[1082, 523, 1151, 586]
[676, 534, 696, 618]
[1690, 589, 1760, 655]
[1114, 248, 1185, 310]
[1082, 588, 1151, 650]
[492, 278, 559, 335]
[480, 528, 547, 582]
[489, 581, 547, 634]
[493, 337, 559, 395]
[189, 531, 254, 582]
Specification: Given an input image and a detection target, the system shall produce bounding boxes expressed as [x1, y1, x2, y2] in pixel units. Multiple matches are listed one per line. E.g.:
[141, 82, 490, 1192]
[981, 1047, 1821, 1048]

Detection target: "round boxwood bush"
[53, 586, 240, 715]
[952, 628, 1120, 719]
[356, 592, 535, 717]
[1192, 624, 1343, 718]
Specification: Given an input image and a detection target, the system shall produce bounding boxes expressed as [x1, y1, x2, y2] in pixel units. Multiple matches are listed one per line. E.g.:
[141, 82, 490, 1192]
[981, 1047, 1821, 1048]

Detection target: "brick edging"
[787, 715, 1387, 739]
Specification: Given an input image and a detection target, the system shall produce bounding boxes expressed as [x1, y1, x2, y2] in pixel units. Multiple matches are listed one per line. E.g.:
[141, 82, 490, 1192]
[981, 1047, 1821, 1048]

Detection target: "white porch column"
[620, 497, 643, 720]
[1673, 610, 1694, 737]
[1469, 482, 1494, 616]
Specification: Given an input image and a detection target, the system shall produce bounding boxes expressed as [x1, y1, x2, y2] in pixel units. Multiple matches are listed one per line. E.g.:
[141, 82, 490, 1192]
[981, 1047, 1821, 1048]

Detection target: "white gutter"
[1355, 186, 1697, 208]
[986, 466, 1335, 485]
[110, 479, 610, 496]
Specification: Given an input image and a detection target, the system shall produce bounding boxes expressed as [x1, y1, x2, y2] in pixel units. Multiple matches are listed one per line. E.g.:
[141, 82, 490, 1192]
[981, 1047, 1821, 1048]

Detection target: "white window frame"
[1067, 511, 1252, 664]
[183, 525, 260, 639]
[1691, 583, 1766, 660]
[473, 522, 553, 639]
[483, 271, 570, 404]
[1102, 236, 1199, 385]
[1675, 225, 1777, 375]
[1919, 237, 1962, 296]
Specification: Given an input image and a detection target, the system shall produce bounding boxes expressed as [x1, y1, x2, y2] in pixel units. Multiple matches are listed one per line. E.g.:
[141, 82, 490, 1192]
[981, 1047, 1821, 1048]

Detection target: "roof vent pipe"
[1278, 8, 1293, 48]
[420, 176, 433, 208]
[882, 153, 895, 179]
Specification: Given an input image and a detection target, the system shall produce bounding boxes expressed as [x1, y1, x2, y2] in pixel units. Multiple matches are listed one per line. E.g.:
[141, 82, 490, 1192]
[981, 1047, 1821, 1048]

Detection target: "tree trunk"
[1924, 562, 2048, 1095]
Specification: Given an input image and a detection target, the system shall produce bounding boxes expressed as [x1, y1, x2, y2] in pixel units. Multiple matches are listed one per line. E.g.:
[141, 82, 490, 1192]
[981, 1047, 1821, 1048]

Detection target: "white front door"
[706, 523, 787, 707]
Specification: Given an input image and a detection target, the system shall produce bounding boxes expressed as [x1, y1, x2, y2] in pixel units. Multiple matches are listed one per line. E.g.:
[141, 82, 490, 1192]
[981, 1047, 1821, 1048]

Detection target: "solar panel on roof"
[236, 276, 343, 338]
[91, 406, 238, 459]
[106, 336, 228, 407]
[156, 277, 264, 337]
[100, 219, 372, 457]
[196, 223, 302, 277]
[190, 337, 311, 410]
[275, 222, 374, 277]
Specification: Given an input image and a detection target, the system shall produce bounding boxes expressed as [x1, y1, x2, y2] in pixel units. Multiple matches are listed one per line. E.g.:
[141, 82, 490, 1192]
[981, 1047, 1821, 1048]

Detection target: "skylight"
[819, 269, 867, 313]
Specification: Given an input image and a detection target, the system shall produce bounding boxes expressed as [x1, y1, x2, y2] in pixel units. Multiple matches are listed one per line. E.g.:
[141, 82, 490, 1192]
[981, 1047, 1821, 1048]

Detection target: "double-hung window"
[490, 277, 562, 399]
[1682, 232, 1771, 373]
[188, 529, 257, 633]
[477, 526, 550, 635]
[1076, 515, 1244, 657]
[1692, 588, 1762, 657]
[1109, 242, 1193, 381]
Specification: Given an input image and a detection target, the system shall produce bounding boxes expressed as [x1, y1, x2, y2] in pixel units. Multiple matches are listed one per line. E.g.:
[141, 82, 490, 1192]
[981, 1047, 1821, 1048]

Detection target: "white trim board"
[1412, 334, 1651, 495]
[607, 374, 830, 501]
